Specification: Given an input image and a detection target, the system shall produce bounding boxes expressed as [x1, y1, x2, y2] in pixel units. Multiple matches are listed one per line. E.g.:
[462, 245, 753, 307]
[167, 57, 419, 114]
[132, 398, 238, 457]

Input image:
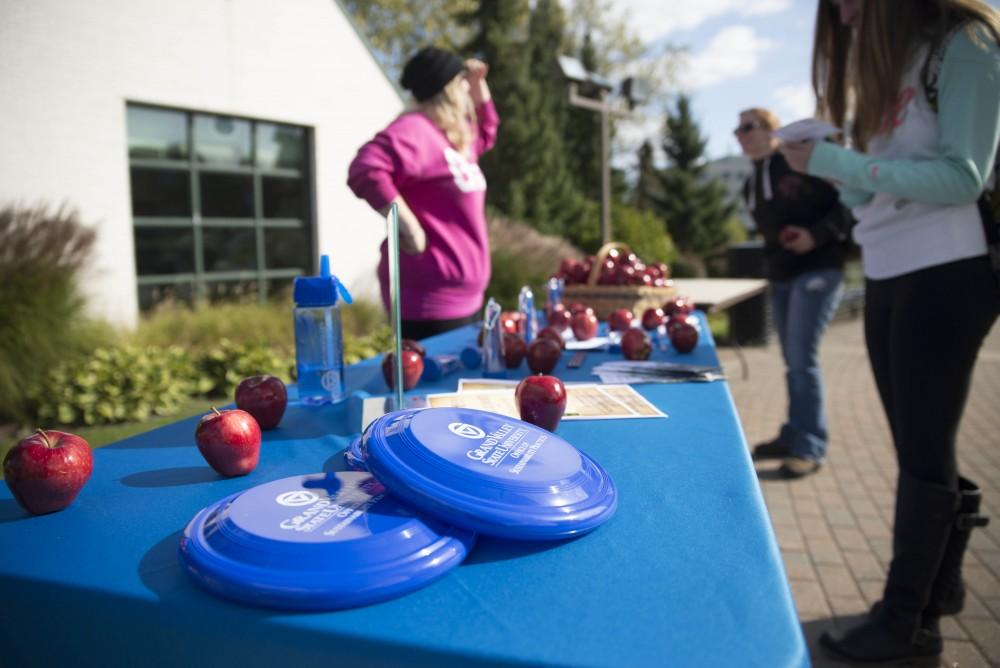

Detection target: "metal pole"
[386, 202, 404, 410]
[600, 98, 611, 245]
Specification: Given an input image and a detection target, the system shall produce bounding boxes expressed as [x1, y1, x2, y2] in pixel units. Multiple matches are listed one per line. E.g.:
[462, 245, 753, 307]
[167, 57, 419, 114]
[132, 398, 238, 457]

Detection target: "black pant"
[864, 256, 998, 487]
[401, 313, 479, 341]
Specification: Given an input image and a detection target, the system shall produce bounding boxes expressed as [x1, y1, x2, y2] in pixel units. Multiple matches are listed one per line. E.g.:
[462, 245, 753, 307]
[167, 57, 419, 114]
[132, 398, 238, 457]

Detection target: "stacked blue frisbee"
[179, 471, 474, 610]
[360, 407, 618, 540]
[181, 407, 617, 610]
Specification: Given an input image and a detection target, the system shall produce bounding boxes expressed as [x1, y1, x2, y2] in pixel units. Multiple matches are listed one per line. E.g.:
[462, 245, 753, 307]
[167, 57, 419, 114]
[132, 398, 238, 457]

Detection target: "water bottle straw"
[386, 203, 404, 409]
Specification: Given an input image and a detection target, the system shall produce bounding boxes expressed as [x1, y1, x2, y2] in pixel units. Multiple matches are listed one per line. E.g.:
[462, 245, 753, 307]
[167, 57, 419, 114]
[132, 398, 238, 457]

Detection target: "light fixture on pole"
[557, 55, 648, 245]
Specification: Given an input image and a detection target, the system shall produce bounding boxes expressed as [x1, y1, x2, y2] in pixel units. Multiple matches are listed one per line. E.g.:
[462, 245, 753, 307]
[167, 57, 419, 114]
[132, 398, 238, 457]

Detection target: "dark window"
[127, 103, 313, 311]
[130, 168, 191, 217]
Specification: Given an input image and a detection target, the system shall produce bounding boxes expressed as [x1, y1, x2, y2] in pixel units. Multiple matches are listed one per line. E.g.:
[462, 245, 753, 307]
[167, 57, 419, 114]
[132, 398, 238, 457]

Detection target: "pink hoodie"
[347, 101, 500, 321]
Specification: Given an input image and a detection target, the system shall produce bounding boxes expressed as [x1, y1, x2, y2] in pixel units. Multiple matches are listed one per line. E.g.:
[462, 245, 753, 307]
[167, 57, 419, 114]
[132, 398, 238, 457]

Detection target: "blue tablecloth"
[0, 316, 807, 667]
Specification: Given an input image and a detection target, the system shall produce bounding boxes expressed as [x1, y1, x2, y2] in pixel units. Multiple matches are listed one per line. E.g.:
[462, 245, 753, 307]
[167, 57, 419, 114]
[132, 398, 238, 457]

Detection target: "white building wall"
[0, 0, 402, 328]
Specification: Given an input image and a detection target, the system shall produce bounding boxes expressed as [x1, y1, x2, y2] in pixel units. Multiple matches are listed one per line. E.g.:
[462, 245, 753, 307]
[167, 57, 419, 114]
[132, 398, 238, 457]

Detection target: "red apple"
[641, 307, 666, 332]
[382, 350, 424, 390]
[526, 338, 562, 374]
[779, 227, 802, 244]
[500, 311, 523, 335]
[234, 375, 287, 430]
[670, 322, 699, 353]
[608, 308, 634, 332]
[536, 326, 566, 350]
[571, 311, 599, 341]
[195, 408, 261, 477]
[568, 302, 593, 316]
[621, 328, 652, 361]
[663, 296, 694, 317]
[515, 375, 568, 432]
[503, 332, 527, 369]
[3, 429, 93, 515]
[547, 306, 572, 333]
[401, 339, 427, 358]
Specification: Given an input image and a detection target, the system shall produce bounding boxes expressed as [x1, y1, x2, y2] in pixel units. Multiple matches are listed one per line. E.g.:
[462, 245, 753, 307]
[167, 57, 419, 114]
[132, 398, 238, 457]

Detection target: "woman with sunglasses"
[348, 47, 498, 341]
[782, 0, 999, 663]
[736, 108, 851, 479]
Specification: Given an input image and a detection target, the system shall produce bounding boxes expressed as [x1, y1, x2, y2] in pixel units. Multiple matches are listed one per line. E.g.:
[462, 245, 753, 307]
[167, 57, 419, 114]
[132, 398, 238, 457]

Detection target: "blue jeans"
[770, 269, 844, 462]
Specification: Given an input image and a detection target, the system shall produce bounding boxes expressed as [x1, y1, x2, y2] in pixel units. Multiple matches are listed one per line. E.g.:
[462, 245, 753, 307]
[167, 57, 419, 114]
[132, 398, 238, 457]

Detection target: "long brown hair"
[812, 0, 1000, 150]
[418, 75, 475, 156]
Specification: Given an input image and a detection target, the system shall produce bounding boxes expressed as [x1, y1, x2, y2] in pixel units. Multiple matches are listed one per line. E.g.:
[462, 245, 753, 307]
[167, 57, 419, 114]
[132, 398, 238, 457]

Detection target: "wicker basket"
[562, 242, 676, 321]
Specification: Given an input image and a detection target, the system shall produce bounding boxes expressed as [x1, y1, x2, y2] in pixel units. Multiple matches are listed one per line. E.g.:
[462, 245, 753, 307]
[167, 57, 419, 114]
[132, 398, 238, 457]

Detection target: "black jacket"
[743, 152, 852, 282]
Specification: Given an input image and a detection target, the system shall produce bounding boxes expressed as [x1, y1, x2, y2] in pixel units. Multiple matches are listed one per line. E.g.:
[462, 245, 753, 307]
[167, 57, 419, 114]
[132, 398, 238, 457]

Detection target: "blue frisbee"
[344, 436, 367, 471]
[361, 407, 618, 540]
[178, 471, 475, 610]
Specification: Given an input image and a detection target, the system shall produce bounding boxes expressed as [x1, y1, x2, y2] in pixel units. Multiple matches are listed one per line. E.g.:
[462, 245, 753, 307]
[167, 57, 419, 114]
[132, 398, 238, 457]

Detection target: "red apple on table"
[515, 375, 568, 432]
[571, 311, 599, 341]
[608, 308, 634, 332]
[503, 332, 527, 369]
[500, 311, 523, 335]
[621, 327, 652, 361]
[670, 322, 700, 353]
[547, 306, 572, 333]
[663, 295, 694, 317]
[195, 408, 261, 477]
[526, 338, 562, 374]
[569, 302, 593, 316]
[537, 326, 566, 350]
[401, 339, 427, 358]
[382, 350, 424, 390]
[234, 375, 287, 430]
[641, 307, 666, 332]
[3, 429, 93, 515]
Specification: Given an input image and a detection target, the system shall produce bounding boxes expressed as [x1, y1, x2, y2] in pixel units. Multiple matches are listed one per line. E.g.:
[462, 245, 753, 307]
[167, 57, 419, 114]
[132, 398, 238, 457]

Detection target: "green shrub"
[345, 326, 394, 364]
[612, 204, 678, 265]
[135, 300, 293, 354]
[27, 345, 199, 425]
[196, 339, 295, 398]
[0, 204, 100, 424]
[486, 216, 584, 310]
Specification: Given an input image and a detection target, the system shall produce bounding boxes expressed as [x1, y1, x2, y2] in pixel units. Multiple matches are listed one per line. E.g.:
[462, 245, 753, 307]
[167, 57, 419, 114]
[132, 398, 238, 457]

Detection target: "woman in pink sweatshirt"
[348, 46, 500, 340]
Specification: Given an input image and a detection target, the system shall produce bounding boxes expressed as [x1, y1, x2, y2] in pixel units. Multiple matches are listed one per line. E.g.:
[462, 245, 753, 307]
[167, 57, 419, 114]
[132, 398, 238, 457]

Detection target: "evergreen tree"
[633, 140, 660, 211]
[655, 94, 735, 263]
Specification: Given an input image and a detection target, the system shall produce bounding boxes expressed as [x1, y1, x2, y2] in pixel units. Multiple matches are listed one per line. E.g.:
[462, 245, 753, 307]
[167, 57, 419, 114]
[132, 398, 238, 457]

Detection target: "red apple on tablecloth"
[571, 311, 599, 341]
[503, 333, 527, 369]
[401, 339, 427, 358]
[621, 327, 652, 360]
[515, 375, 568, 432]
[195, 408, 261, 477]
[670, 322, 699, 353]
[382, 350, 424, 390]
[526, 338, 562, 374]
[500, 311, 523, 335]
[537, 326, 566, 350]
[663, 295, 694, 317]
[3, 429, 93, 515]
[547, 305, 572, 333]
[234, 375, 287, 430]
[641, 307, 666, 332]
[608, 308, 634, 332]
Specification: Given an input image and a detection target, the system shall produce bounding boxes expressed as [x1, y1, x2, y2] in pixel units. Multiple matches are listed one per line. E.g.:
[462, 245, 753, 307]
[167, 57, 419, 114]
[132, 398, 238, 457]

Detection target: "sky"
[609, 0, 1000, 163]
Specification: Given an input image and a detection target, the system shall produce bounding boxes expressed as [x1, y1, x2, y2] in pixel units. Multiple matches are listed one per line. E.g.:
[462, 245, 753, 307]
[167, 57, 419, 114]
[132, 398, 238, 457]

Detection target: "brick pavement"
[719, 316, 1000, 667]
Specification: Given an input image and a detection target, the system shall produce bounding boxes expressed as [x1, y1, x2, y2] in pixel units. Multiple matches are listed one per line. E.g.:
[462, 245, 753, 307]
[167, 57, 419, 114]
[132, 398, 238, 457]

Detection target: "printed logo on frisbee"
[449, 422, 486, 439]
[276, 490, 321, 507]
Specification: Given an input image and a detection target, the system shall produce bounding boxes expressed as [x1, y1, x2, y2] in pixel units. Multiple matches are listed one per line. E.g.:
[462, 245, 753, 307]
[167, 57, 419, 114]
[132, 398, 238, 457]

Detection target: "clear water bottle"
[481, 297, 506, 379]
[546, 276, 565, 316]
[293, 255, 352, 405]
[518, 285, 538, 343]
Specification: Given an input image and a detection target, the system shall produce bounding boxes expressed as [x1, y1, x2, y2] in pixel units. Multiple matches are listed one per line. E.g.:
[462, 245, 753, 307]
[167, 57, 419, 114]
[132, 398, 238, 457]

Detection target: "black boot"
[924, 476, 990, 618]
[820, 473, 958, 664]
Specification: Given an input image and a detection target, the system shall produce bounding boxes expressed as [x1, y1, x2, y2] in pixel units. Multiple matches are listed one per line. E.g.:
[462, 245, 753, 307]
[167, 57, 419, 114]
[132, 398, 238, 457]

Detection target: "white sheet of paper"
[773, 118, 841, 143]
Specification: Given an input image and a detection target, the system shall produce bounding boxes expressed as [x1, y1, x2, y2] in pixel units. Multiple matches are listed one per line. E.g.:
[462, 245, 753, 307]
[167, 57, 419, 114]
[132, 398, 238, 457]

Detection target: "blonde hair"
[741, 107, 781, 131]
[418, 75, 474, 156]
[812, 0, 1000, 150]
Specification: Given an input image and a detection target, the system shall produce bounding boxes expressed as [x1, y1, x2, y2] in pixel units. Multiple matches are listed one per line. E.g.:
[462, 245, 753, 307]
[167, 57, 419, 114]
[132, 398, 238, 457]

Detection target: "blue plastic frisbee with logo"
[178, 471, 475, 610]
[361, 408, 618, 540]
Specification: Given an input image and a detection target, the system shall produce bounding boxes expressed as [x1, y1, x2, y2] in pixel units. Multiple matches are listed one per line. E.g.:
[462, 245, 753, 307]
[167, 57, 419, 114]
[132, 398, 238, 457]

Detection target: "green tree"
[339, 0, 477, 77]
[654, 95, 735, 267]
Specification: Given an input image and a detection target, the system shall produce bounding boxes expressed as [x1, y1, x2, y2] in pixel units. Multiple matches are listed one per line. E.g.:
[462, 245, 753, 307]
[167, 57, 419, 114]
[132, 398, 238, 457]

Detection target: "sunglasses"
[733, 121, 762, 136]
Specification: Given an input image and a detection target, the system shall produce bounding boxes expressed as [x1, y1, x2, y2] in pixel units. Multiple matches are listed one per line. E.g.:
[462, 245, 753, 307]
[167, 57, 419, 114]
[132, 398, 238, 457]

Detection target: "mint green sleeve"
[808, 25, 1000, 205]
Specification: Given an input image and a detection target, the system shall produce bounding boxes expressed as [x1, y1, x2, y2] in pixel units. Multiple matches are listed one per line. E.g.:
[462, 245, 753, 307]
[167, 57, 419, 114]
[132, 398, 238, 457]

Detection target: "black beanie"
[400, 47, 465, 102]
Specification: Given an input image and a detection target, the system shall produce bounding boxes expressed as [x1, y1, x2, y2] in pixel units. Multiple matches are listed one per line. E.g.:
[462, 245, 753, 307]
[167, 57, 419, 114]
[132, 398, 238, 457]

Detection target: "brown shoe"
[778, 456, 821, 479]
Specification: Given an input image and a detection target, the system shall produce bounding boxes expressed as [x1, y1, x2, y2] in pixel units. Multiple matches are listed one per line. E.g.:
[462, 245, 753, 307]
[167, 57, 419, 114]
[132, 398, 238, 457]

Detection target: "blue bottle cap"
[363, 408, 618, 540]
[344, 437, 367, 471]
[460, 346, 482, 369]
[178, 471, 474, 610]
[293, 254, 353, 307]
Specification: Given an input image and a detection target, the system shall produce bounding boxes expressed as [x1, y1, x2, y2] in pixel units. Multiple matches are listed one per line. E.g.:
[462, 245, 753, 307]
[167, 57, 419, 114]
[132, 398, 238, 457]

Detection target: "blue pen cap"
[293, 255, 353, 307]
